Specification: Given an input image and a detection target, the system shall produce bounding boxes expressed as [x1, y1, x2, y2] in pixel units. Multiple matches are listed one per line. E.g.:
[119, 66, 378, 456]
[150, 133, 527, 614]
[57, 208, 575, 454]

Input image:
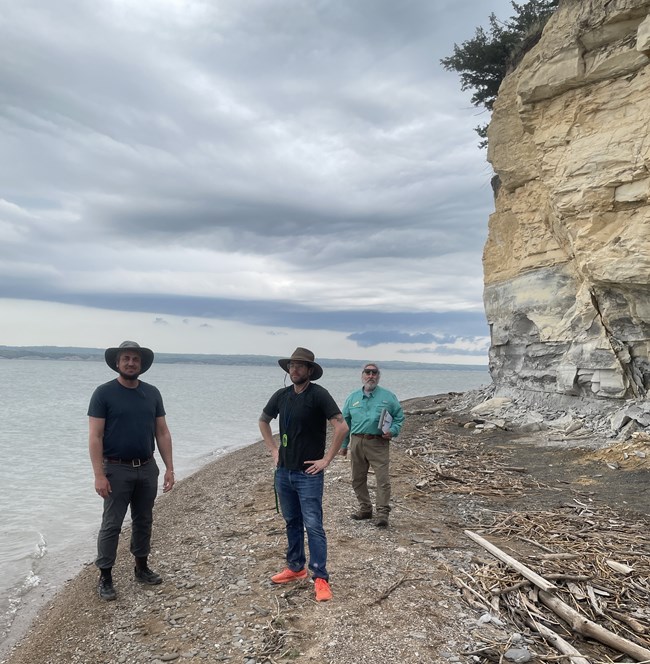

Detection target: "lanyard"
[282, 393, 295, 432]
[282, 387, 306, 441]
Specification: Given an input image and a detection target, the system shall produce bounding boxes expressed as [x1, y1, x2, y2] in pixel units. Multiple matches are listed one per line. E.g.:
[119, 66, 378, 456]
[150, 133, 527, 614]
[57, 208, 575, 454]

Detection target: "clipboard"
[379, 408, 392, 434]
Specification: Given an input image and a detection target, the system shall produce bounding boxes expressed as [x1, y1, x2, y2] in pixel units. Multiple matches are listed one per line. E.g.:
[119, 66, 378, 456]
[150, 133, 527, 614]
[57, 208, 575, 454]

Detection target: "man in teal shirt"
[341, 363, 404, 528]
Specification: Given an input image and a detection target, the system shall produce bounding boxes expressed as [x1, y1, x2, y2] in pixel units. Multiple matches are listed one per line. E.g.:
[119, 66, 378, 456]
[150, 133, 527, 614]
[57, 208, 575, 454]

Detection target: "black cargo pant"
[95, 459, 159, 569]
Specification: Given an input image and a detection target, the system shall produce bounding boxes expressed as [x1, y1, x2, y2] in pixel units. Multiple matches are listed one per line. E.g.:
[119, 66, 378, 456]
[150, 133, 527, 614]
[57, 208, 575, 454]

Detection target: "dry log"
[464, 530, 557, 593]
[409, 406, 447, 415]
[523, 614, 590, 664]
[609, 609, 648, 635]
[538, 590, 650, 662]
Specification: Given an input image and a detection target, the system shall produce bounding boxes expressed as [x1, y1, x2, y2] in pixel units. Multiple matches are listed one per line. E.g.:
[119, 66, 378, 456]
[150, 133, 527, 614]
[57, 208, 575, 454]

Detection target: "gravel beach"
[2, 392, 648, 664]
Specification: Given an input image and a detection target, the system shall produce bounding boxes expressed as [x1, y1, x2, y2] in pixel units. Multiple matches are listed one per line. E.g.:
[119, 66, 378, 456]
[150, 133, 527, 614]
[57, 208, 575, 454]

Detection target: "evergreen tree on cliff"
[441, 0, 559, 147]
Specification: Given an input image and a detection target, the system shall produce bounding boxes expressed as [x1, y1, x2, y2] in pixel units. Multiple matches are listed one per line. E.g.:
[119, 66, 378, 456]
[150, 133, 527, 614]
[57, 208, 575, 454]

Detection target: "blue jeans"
[275, 467, 328, 580]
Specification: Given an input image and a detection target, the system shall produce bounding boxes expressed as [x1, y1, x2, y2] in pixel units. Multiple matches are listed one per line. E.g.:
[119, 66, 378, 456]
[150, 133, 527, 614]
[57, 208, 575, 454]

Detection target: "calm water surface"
[0, 359, 488, 649]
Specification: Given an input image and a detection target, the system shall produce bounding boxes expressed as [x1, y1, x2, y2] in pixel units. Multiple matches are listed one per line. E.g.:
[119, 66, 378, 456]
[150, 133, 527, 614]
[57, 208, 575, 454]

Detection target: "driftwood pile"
[403, 419, 532, 499]
[400, 410, 650, 662]
[457, 507, 650, 662]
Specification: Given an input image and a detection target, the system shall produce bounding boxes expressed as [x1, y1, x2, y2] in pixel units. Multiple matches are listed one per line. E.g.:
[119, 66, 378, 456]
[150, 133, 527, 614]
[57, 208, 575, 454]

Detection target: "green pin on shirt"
[282, 433, 288, 447]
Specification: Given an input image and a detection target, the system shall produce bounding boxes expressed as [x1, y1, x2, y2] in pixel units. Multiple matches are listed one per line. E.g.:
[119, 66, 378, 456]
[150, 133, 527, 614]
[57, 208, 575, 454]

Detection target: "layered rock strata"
[485, 0, 650, 401]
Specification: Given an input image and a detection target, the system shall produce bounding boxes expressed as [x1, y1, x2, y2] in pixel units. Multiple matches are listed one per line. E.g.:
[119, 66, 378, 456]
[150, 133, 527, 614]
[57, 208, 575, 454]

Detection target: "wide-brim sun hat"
[105, 340, 154, 374]
[278, 347, 323, 381]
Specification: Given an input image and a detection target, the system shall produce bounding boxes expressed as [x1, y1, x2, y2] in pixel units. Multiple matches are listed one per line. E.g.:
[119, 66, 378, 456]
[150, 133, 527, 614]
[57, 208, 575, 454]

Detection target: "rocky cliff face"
[485, 0, 650, 402]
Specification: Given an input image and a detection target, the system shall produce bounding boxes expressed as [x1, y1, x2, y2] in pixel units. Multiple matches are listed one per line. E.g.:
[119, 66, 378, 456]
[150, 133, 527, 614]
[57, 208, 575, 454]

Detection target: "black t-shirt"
[263, 383, 341, 470]
[87, 379, 166, 459]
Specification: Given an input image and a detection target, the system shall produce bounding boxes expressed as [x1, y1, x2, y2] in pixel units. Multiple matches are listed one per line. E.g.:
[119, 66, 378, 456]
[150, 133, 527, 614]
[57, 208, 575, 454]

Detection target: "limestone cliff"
[485, 0, 650, 401]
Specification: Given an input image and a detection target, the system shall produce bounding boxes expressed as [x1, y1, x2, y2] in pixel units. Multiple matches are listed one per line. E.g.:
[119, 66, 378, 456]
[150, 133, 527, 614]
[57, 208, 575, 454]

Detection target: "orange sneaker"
[314, 577, 332, 602]
[271, 568, 308, 584]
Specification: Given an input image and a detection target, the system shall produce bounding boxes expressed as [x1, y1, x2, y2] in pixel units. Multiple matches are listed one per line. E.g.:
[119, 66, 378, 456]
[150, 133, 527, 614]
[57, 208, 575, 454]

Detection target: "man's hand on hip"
[304, 458, 328, 474]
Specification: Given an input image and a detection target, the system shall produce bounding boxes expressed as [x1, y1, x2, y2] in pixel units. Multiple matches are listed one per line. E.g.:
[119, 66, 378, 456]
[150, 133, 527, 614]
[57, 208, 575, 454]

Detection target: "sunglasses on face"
[363, 369, 379, 375]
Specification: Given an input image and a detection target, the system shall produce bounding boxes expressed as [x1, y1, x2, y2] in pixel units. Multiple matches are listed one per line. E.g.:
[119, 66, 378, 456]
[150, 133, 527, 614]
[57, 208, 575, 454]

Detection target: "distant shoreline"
[0, 346, 487, 371]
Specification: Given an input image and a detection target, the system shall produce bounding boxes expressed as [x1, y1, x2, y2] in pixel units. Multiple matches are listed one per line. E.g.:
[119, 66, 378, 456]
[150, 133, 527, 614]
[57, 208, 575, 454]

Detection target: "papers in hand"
[379, 408, 393, 434]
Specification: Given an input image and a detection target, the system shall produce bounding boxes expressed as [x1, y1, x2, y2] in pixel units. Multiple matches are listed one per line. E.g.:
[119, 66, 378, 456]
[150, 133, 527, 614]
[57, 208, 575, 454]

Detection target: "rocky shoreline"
[1, 391, 648, 664]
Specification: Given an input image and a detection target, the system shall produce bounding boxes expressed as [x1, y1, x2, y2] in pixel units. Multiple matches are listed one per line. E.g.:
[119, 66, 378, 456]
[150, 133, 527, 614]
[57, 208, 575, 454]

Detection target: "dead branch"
[545, 574, 592, 582]
[464, 530, 558, 592]
[454, 576, 492, 611]
[493, 579, 531, 596]
[370, 574, 421, 606]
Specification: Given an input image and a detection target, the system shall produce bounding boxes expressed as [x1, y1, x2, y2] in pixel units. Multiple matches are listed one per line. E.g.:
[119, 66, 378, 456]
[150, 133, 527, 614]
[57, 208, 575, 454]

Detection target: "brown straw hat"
[105, 340, 154, 374]
[278, 347, 323, 380]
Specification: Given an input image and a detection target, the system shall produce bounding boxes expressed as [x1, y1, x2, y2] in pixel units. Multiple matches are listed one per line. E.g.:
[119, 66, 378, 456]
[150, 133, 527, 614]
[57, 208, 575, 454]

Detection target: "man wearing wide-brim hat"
[88, 341, 175, 601]
[259, 347, 349, 602]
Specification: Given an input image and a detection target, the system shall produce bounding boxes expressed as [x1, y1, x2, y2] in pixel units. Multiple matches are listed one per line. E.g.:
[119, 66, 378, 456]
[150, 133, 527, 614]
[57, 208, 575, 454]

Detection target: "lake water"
[0, 359, 488, 653]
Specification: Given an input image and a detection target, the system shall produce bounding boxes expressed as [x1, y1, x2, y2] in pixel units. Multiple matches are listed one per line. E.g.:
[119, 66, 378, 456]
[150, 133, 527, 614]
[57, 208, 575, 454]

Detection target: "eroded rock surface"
[485, 0, 650, 402]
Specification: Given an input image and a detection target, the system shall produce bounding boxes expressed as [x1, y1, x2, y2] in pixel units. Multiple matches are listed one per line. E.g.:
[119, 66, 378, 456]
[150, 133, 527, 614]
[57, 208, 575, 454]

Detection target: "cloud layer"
[0, 0, 514, 361]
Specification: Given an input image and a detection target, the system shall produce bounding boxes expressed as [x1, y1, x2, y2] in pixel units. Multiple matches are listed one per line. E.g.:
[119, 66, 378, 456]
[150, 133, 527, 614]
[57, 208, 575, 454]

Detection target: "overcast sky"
[1, 0, 515, 364]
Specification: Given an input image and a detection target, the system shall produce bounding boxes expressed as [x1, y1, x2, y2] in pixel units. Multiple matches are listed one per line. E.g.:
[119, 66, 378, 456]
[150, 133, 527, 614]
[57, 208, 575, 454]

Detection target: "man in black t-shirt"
[259, 347, 348, 602]
[88, 341, 175, 601]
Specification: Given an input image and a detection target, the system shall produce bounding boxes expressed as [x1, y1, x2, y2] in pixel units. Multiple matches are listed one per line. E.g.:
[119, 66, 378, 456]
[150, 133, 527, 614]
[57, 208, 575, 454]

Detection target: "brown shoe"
[375, 517, 389, 528]
[350, 510, 373, 520]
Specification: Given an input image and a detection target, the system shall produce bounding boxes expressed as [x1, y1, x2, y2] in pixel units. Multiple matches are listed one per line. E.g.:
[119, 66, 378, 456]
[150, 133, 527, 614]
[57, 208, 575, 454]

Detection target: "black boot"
[375, 515, 389, 528]
[134, 556, 162, 585]
[98, 568, 116, 601]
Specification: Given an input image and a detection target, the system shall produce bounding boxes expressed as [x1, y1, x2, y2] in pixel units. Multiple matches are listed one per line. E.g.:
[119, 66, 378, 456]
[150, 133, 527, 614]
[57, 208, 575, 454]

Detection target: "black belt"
[353, 434, 384, 440]
[104, 457, 153, 467]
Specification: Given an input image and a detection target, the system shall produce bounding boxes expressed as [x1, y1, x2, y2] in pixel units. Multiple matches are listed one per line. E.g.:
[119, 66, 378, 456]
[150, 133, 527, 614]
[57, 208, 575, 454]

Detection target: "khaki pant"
[349, 435, 390, 517]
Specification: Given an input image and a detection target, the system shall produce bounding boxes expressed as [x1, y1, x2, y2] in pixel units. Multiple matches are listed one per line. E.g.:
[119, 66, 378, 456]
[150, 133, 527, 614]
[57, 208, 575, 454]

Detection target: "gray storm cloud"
[0, 0, 515, 356]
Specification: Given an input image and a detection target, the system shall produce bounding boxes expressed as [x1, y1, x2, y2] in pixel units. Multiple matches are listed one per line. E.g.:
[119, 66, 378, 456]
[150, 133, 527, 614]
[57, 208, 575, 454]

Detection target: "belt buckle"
[131, 458, 142, 467]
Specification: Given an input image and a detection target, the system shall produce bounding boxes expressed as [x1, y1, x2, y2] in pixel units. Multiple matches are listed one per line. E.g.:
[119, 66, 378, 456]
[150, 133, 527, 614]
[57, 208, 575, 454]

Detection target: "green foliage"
[475, 122, 490, 150]
[441, 0, 559, 145]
